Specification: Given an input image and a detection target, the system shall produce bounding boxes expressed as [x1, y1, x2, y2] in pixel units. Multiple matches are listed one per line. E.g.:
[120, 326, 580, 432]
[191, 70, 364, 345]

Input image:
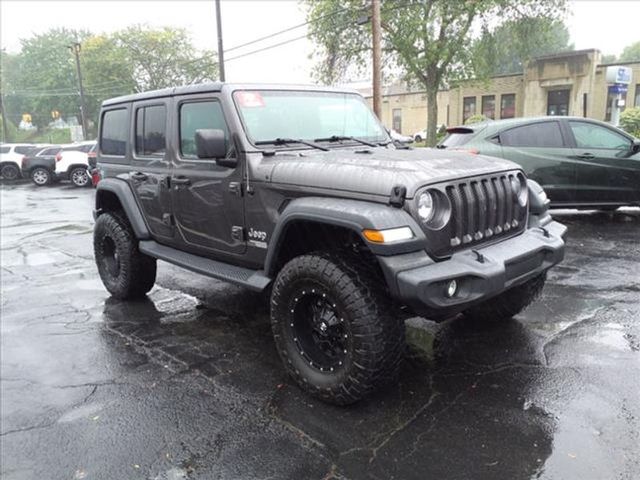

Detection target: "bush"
[464, 114, 489, 125]
[620, 107, 640, 138]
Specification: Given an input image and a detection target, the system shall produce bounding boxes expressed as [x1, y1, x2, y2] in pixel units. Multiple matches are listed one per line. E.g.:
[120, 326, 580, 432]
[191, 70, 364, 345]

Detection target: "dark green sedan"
[437, 116, 640, 209]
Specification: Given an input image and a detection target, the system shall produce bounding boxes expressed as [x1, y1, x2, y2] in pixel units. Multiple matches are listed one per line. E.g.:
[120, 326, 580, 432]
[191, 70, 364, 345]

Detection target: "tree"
[472, 18, 572, 76]
[620, 107, 640, 138]
[619, 41, 640, 63]
[305, 0, 567, 146]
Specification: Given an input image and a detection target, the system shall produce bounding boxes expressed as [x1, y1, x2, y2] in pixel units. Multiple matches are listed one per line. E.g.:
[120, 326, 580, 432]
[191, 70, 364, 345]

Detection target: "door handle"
[171, 176, 191, 186]
[576, 153, 595, 159]
[131, 171, 148, 181]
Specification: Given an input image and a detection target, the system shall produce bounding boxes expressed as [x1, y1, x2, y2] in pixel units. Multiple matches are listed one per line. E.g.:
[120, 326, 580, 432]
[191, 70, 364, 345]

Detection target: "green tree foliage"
[619, 41, 640, 63]
[305, 0, 567, 146]
[464, 114, 489, 125]
[620, 106, 640, 138]
[473, 18, 572, 76]
[1, 26, 217, 138]
[601, 54, 617, 64]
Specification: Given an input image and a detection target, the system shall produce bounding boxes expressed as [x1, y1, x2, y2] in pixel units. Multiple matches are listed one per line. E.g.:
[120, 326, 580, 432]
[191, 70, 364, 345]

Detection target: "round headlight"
[418, 191, 434, 223]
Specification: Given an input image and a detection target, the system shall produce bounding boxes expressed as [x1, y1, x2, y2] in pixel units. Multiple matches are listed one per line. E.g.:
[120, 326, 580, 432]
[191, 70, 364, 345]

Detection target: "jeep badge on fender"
[93, 83, 567, 405]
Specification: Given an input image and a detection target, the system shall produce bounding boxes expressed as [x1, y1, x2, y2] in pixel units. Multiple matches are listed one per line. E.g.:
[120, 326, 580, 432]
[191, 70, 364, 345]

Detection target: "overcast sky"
[1, 0, 639, 85]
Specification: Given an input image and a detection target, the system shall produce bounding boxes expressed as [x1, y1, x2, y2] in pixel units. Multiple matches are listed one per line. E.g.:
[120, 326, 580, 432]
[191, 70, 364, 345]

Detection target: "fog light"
[445, 279, 458, 298]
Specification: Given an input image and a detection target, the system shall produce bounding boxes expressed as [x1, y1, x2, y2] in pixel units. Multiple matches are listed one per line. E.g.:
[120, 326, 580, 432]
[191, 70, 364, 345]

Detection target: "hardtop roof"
[101, 82, 361, 107]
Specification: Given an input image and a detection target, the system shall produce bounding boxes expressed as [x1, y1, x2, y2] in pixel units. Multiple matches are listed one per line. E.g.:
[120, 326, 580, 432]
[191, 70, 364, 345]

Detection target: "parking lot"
[1, 181, 639, 480]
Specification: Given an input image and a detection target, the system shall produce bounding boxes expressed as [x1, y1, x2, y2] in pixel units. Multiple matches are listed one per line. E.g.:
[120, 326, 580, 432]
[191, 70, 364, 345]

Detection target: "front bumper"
[379, 220, 567, 318]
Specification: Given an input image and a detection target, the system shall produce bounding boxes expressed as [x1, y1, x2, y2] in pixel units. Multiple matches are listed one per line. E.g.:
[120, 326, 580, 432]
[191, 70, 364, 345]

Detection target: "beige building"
[361, 49, 640, 136]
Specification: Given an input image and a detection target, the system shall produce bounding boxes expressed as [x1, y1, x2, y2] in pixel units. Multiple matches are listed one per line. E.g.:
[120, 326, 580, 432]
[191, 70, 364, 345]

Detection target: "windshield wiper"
[255, 138, 329, 151]
[314, 135, 378, 148]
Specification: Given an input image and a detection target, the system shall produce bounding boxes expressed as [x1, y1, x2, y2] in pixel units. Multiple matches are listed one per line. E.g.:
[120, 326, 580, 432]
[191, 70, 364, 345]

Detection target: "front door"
[130, 101, 174, 240]
[567, 120, 640, 205]
[170, 96, 246, 256]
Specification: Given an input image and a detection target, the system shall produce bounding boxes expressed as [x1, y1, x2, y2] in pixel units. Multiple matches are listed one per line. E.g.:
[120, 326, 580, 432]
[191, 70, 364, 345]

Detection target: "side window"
[0, 146, 10, 154]
[569, 121, 631, 150]
[101, 109, 128, 156]
[42, 148, 60, 156]
[501, 122, 565, 148]
[135, 105, 167, 156]
[15, 146, 32, 154]
[179, 100, 229, 159]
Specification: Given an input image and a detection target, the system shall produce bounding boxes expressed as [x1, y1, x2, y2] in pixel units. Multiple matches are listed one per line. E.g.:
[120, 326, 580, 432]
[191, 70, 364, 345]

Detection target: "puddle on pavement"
[587, 323, 630, 350]
[1, 250, 71, 267]
[147, 287, 202, 322]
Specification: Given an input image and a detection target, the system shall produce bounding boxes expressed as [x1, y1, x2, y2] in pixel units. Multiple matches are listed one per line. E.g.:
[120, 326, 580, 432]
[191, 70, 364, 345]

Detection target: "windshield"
[233, 90, 388, 145]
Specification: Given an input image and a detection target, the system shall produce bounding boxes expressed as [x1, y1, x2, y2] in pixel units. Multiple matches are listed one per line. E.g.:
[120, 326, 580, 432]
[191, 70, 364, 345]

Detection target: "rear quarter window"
[101, 109, 128, 156]
[440, 132, 474, 148]
[500, 121, 565, 148]
[0, 146, 10, 154]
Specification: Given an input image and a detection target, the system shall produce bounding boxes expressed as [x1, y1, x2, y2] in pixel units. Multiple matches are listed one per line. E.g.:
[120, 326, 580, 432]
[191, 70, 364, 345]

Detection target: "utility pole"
[0, 92, 9, 142]
[371, 0, 382, 118]
[215, 0, 226, 82]
[69, 42, 88, 140]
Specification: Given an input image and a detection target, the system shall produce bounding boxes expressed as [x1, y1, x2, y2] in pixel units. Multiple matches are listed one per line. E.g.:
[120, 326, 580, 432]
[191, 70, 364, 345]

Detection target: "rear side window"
[440, 132, 474, 148]
[41, 147, 61, 156]
[0, 146, 9, 154]
[15, 146, 33, 154]
[500, 122, 565, 148]
[135, 105, 166, 156]
[179, 101, 228, 158]
[101, 109, 128, 156]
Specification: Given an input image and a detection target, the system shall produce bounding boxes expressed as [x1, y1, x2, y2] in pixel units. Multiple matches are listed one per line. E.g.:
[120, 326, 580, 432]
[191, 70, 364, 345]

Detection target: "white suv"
[0, 144, 39, 180]
[55, 141, 96, 187]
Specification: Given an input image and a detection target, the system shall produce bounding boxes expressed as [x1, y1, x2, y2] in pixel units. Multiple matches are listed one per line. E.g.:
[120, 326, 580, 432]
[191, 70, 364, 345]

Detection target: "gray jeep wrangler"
[93, 83, 566, 404]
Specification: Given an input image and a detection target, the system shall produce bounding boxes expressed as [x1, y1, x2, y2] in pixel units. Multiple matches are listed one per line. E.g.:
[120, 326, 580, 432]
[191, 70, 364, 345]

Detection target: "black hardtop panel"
[101, 82, 362, 107]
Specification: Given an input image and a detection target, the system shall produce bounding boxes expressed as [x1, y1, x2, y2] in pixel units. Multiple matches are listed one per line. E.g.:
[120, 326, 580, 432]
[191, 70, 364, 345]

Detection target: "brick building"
[360, 49, 640, 136]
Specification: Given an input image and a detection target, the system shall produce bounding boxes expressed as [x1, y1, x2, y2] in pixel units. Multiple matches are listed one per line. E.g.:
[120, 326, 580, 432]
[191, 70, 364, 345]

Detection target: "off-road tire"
[270, 252, 404, 405]
[463, 272, 547, 322]
[70, 167, 90, 187]
[1, 163, 20, 181]
[94, 211, 156, 300]
[31, 167, 52, 186]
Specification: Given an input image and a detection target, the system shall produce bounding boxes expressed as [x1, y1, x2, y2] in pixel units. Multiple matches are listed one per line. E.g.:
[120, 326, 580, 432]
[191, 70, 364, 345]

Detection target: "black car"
[92, 83, 566, 404]
[21, 145, 63, 186]
[437, 116, 640, 209]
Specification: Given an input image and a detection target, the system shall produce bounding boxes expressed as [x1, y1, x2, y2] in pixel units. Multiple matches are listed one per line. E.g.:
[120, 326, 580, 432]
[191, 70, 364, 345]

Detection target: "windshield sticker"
[236, 91, 265, 108]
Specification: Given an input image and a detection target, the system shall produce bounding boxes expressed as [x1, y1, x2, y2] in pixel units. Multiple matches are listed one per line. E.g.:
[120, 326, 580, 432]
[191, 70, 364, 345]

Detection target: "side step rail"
[139, 240, 271, 292]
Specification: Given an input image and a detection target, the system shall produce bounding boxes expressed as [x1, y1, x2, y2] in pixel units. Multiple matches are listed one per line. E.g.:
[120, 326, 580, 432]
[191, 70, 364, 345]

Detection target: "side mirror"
[632, 140, 640, 155]
[195, 129, 227, 159]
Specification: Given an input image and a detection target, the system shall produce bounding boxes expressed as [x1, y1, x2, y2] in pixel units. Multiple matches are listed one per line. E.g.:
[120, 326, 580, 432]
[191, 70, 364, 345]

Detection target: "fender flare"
[95, 178, 150, 239]
[263, 196, 426, 276]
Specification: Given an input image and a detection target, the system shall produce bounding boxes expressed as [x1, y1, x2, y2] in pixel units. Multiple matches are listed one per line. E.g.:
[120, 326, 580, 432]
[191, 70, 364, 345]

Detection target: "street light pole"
[371, 0, 382, 118]
[69, 42, 88, 140]
[215, 0, 226, 82]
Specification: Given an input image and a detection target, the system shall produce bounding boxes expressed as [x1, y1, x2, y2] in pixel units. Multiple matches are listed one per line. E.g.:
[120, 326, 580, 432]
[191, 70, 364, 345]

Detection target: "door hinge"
[229, 181, 243, 196]
[162, 213, 174, 226]
[231, 226, 244, 241]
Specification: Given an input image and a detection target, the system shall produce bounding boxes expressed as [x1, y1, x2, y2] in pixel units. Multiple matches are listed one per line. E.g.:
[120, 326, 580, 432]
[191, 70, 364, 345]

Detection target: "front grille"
[418, 171, 528, 258]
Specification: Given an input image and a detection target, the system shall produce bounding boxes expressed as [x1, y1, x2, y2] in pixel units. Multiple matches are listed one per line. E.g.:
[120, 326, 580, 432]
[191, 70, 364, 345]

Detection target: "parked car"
[413, 124, 446, 143]
[0, 143, 40, 180]
[55, 141, 96, 187]
[21, 145, 64, 186]
[389, 128, 413, 144]
[93, 83, 566, 404]
[436, 116, 640, 209]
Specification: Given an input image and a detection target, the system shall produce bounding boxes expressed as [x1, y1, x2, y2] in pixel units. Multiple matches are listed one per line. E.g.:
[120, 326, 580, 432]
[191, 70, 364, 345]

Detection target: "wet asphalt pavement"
[1, 182, 639, 480]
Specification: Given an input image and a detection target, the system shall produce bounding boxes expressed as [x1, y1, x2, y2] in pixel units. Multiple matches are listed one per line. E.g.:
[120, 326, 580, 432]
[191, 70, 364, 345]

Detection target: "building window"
[392, 108, 402, 133]
[500, 94, 516, 119]
[463, 96, 476, 123]
[635, 84, 640, 107]
[481, 95, 495, 119]
[547, 89, 570, 116]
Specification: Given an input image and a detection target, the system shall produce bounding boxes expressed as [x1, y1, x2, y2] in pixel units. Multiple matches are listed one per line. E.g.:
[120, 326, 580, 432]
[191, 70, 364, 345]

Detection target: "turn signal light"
[363, 227, 414, 244]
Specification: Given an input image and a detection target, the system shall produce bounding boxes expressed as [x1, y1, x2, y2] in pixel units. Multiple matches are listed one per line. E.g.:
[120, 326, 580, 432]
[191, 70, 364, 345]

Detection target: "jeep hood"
[264, 148, 518, 198]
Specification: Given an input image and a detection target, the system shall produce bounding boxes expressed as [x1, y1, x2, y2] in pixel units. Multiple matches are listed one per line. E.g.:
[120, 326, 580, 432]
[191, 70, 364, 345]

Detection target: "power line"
[225, 34, 310, 63]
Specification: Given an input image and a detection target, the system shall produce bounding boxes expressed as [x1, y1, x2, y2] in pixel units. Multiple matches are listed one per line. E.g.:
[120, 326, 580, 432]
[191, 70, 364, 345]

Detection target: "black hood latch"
[389, 185, 407, 208]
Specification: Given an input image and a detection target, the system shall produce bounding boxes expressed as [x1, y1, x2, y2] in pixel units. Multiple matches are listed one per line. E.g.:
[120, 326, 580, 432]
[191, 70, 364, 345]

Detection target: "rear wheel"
[70, 167, 90, 187]
[31, 167, 52, 186]
[94, 211, 157, 299]
[463, 272, 547, 322]
[414, 135, 423, 143]
[270, 252, 404, 405]
[1, 163, 20, 181]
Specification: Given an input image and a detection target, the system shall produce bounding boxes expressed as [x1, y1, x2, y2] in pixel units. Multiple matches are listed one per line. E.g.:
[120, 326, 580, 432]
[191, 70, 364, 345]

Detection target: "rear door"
[498, 120, 577, 204]
[566, 120, 639, 205]
[170, 94, 246, 256]
[129, 100, 174, 241]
